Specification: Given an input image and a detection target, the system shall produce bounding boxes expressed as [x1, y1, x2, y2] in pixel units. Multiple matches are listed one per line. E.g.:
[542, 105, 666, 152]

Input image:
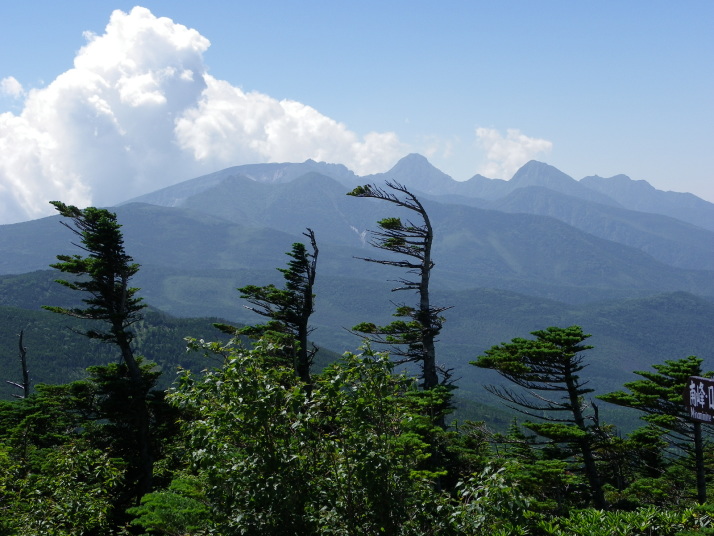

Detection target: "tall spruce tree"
[598, 356, 713, 503]
[471, 325, 606, 509]
[216, 229, 318, 385]
[347, 182, 450, 390]
[43, 201, 153, 496]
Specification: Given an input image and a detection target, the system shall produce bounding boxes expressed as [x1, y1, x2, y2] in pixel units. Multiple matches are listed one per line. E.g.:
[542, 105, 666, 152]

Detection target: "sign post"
[685, 376, 714, 423]
[683, 375, 711, 504]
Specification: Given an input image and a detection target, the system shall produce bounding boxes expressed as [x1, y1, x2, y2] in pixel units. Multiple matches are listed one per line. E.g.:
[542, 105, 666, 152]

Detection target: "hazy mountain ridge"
[490, 185, 714, 270]
[125, 159, 360, 208]
[2, 192, 712, 301]
[1, 156, 712, 300]
[120, 155, 713, 276]
[580, 173, 714, 232]
[123, 154, 714, 235]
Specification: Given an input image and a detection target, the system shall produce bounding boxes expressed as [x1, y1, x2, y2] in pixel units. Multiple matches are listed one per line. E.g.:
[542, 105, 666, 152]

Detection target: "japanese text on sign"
[686, 376, 714, 423]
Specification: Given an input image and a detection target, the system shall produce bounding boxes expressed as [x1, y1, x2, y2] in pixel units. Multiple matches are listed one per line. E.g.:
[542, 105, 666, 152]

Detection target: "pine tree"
[471, 325, 606, 508]
[43, 201, 154, 496]
[347, 182, 450, 390]
[216, 229, 318, 385]
[598, 356, 713, 503]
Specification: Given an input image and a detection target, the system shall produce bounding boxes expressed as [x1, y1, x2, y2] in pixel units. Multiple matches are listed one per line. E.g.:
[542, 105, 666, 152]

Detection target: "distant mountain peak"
[508, 161, 620, 207]
[510, 160, 572, 184]
[396, 152, 431, 165]
[582, 173, 656, 192]
[367, 153, 454, 193]
[390, 153, 448, 175]
[300, 158, 355, 177]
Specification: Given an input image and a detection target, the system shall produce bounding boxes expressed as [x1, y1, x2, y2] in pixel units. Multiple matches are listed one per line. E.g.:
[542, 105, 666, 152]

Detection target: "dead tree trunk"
[6, 329, 31, 398]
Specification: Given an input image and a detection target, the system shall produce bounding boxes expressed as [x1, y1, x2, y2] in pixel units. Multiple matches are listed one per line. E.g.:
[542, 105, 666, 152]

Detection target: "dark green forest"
[0, 194, 712, 535]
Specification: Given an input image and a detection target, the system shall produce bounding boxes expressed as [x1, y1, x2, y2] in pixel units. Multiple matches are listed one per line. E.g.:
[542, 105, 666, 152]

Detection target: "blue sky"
[0, 1, 712, 223]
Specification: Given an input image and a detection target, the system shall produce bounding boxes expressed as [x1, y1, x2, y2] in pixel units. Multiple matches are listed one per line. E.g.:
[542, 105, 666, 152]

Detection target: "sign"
[685, 376, 714, 423]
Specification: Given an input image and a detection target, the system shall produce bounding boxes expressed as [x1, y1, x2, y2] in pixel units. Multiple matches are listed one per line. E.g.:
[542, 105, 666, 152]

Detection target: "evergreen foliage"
[598, 356, 714, 503]
[472, 326, 607, 508]
[42, 202, 145, 352]
[215, 229, 318, 384]
[347, 182, 450, 390]
[1, 331, 711, 534]
[42, 201, 155, 499]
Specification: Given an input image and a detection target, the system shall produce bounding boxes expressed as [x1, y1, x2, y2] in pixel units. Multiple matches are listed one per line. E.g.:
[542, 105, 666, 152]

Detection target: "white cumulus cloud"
[174, 77, 403, 173]
[0, 6, 404, 224]
[475, 127, 553, 179]
[0, 76, 24, 98]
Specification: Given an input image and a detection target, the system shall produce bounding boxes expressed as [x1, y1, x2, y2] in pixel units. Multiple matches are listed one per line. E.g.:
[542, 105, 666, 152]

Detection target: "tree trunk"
[694, 422, 707, 504]
[419, 209, 439, 391]
[566, 365, 606, 509]
[116, 325, 153, 497]
[18, 330, 30, 398]
[6, 330, 31, 399]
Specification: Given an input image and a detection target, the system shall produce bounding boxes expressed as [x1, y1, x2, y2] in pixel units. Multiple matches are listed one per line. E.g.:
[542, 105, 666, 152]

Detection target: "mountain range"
[1, 154, 712, 417]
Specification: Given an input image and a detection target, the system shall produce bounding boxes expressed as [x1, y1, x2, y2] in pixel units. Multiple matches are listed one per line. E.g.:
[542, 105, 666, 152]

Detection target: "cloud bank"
[0, 7, 404, 224]
[476, 127, 553, 179]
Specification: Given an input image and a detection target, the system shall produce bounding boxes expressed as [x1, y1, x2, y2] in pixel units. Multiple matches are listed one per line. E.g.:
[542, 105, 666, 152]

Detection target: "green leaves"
[471, 326, 594, 401]
[530, 506, 712, 536]
[346, 184, 374, 197]
[450, 465, 531, 534]
[377, 217, 404, 230]
[598, 356, 713, 503]
[2, 441, 124, 535]
[167, 343, 451, 534]
[127, 476, 212, 535]
[598, 356, 710, 440]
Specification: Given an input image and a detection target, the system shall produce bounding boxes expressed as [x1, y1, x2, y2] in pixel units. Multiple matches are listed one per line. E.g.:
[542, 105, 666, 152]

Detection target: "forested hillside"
[2, 270, 712, 407]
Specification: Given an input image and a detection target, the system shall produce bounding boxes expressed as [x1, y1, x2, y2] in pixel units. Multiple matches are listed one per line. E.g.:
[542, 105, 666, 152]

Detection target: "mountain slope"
[124, 159, 360, 208]
[581, 174, 714, 232]
[491, 186, 714, 270]
[2, 176, 712, 303]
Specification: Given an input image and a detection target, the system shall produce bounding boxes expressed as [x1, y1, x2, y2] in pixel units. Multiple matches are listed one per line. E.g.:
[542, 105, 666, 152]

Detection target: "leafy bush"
[531, 506, 712, 536]
[166, 341, 449, 535]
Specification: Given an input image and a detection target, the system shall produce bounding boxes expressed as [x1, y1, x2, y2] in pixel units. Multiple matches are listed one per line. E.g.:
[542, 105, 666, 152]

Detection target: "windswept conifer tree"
[216, 228, 319, 385]
[598, 356, 713, 503]
[43, 201, 153, 496]
[347, 182, 450, 390]
[472, 325, 606, 509]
